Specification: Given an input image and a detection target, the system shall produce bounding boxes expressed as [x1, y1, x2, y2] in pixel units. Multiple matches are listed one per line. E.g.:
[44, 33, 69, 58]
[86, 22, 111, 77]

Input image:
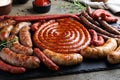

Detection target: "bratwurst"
[0, 48, 40, 69]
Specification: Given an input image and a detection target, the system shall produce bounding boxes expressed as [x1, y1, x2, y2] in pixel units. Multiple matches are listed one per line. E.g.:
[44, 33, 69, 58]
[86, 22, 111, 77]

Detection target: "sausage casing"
[43, 49, 83, 66]
[11, 22, 31, 35]
[19, 26, 32, 48]
[0, 48, 40, 69]
[80, 38, 117, 59]
[0, 25, 13, 41]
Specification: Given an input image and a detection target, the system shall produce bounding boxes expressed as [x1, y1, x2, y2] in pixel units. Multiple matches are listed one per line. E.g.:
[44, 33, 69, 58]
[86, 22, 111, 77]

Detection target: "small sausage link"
[0, 59, 26, 74]
[0, 48, 40, 69]
[19, 26, 33, 48]
[34, 48, 59, 71]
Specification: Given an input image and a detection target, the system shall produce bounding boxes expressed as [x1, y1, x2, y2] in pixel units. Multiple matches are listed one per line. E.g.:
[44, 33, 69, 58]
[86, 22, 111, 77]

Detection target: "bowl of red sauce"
[0, 0, 12, 15]
[33, 0, 51, 13]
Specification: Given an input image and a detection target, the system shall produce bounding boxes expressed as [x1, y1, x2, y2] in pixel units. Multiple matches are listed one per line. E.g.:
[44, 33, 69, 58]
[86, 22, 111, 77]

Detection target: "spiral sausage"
[33, 18, 91, 53]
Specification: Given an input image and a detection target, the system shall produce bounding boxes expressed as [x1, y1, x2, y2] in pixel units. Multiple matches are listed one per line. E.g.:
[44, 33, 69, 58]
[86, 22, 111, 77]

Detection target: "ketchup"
[34, 0, 49, 6]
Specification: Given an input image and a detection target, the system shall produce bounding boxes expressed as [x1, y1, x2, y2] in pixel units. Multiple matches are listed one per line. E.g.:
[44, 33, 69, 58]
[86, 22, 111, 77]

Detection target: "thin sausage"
[34, 48, 59, 71]
[43, 49, 83, 66]
[0, 48, 40, 69]
[81, 10, 100, 27]
[98, 19, 120, 35]
[14, 14, 80, 21]
[19, 26, 33, 48]
[0, 59, 26, 74]
[79, 15, 120, 38]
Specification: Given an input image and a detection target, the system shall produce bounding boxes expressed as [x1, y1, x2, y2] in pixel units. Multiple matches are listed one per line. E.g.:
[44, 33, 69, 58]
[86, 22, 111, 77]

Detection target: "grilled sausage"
[0, 19, 16, 30]
[0, 48, 40, 69]
[80, 38, 117, 59]
[10, 42, 33, 55]
[0, 59, 26, 74]
[43, 49, 83, 66]
[0, 25, 13, 41]
[34, 48, 59, 71]
[11, 22, 31, 35]
[19, 26, 32, 48]
[107, 45, 120, 64]
[98, 19, 120, 35]
[79, 15, 120, 38]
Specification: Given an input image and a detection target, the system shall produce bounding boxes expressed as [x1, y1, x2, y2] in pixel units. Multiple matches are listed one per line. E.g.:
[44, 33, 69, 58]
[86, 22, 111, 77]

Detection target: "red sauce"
[34, 0, 49, 6]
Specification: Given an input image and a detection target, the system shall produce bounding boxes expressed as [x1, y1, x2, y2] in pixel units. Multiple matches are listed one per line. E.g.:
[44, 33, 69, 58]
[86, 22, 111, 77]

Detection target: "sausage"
[80, 38, 117, 59]
[0, 48, 40, 69]
[19, 26, 32, 48]
[81, 10, 101, 27]
[11, 22, 31, 35]
[10, 42, 33, 56]
[101, 13, 118, 23]
[79, 15, 120, 38]
[92, 9, 118, 23]
[33, 18, 91, 53]
[31, 22, 41, 32]
[0, 19, 16, 30]
[14, 14, 80, 21]
[86, 5, 93, 17]
[0, 59, 26, 74]
[107, 45, 120, 64]
[89, 29, 105, 46]
[98, 19, 120, 35]
[92, 9, 109, 19]
[0, 25, 13, 41]
[34, 48, 59, 71]
[43, 49, 83, 66]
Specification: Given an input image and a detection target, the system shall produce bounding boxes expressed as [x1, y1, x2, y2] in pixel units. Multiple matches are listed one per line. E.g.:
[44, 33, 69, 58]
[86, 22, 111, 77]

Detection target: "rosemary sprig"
[0, 37, 17, 50]
[73, 0, 86, 10]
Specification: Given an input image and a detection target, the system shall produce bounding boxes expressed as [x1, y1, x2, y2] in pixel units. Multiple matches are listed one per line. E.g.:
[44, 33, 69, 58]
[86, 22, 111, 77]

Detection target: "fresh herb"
[73, 0, 86, 10]
[0, 37, 17, 50]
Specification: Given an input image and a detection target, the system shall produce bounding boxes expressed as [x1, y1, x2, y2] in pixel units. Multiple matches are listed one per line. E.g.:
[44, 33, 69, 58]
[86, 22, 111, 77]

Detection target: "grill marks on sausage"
[33, 18, 91, 53]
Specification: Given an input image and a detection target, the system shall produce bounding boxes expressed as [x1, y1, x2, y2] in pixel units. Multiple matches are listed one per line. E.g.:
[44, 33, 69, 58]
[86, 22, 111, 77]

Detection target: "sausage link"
[10, 42, 33, 55]
[0, 59, 26, 74]
[0, 48, 40, 69]
[31, 22, 41, 32]
[19, 26, 32, 48]
[89, 29, 105, 46]
[43, 49, 83, 66]
[81, 10, 100, 27]
[0, 19, 16, 30]
[34, 48, 59, 71]
[11, 22, 31, 35]
[14, 14, 80, 21]
[98, 19, 120, 35]
[0, 25, 13, 41]
[80, 38, 117, 59]
[79, 15, 120, 38]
